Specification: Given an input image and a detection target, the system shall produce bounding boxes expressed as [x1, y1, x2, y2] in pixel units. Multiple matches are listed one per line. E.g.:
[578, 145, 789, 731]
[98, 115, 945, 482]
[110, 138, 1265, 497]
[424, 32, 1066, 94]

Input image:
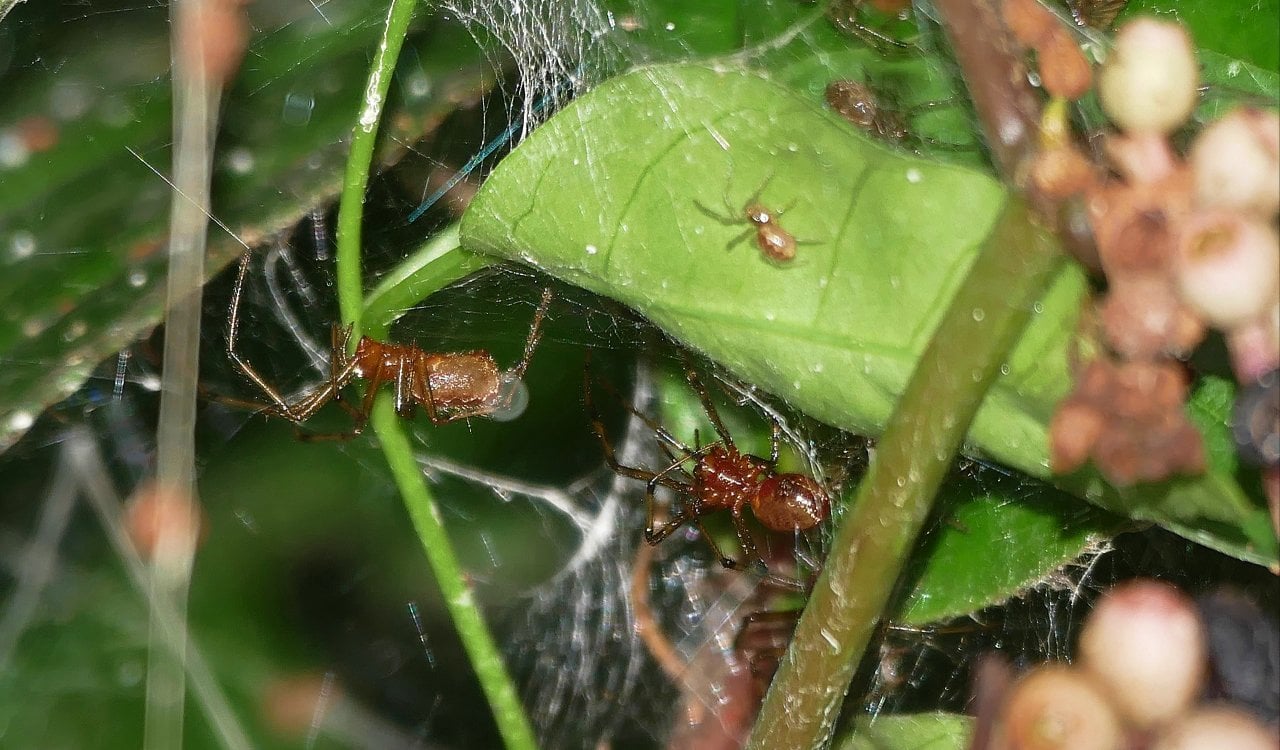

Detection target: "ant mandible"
[696, 180, 803, 264]
[226, 252, 554, 439]
[585, 359, 830, 590]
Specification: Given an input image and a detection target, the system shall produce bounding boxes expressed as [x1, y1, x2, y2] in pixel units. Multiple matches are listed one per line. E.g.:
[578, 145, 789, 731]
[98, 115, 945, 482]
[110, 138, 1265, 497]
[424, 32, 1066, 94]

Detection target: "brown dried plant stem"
[746, 2, 1058, 746]
[746, 198, 1063, 749]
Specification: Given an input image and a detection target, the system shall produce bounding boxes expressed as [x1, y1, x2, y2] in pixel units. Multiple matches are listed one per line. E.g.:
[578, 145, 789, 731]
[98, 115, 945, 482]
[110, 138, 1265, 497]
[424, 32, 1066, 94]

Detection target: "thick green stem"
[334, 4, 537, 748]
[746, 198, 1064, 749]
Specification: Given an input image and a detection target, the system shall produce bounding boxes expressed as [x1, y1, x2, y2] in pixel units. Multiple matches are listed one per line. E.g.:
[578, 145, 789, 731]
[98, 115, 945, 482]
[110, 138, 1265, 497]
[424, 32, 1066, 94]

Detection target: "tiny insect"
[585, 359, 830, 590]
[696, 181, 802, 263]
[825, 79, 911, 143]
[226, 252, 554, 439]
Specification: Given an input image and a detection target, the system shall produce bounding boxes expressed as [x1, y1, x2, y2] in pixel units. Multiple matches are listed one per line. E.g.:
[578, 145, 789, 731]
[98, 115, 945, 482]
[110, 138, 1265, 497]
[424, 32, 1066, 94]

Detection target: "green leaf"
[834, 712, 970, 750]
[1122, 0, 1280, 72]
[0, 11, 492, 452]
[460, 63, 1276, 566]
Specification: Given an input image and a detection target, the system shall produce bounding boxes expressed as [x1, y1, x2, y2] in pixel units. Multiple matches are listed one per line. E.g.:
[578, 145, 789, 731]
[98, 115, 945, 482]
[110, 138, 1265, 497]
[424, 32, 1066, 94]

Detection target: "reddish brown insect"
[585, 360, 830, 590]
[697, 182, 802, 263]
[825, 79, 911, 143]
[227, 252, 553, 438]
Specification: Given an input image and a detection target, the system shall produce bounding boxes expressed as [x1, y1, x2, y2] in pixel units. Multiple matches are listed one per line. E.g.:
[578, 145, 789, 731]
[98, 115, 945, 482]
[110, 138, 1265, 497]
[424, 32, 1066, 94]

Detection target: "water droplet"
[0, 131, 30, 168]
[50, 81, 93, 120]
[764, 311, 776, 321]
[406, 74, 432, 98]
[128, 270, 148, 288]
[585, 244, 598, 255]
[1032, 301, 1044, 314]
[905, 168, 922, 184]
[63, 320, 87, 342]
[282, 91, 316, 126]
[7, 411, 34, 433]
[225, 147, 255, 174]
[664, 21, 675, 31]
[99, 97, 134, 128]
[490, 375, 529, 422]
[22, 317, 47, 338]
[999, 363, 1011, 375]
[971, 307, 985, 321]
[812, 362, 824, 373]
[116, 660, 143, 688]
[9, 231, 36, 261]
[820, 629, 841, 650]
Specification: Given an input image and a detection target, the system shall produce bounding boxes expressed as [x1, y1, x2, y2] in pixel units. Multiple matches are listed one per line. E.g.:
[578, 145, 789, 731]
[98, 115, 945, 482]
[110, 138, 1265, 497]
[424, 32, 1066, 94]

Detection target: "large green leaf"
[461, 63, 1276, 565]
[0, 10, 492, 453]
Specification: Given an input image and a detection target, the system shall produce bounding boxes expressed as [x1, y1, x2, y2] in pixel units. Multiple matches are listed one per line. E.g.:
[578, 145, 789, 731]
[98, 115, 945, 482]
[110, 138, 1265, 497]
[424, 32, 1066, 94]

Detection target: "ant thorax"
[692, 445, 771, 513]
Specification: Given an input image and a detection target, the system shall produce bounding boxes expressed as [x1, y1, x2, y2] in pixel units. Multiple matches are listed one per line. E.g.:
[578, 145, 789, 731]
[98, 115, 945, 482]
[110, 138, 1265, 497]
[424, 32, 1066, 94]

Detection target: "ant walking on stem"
[226, 252, 554, 439]
[585, 358, 831, 590]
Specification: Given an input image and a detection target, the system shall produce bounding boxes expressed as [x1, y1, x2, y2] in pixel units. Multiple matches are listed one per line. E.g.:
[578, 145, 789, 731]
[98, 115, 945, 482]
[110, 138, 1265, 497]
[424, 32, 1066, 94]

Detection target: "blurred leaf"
[461, 63, 1276, 566]
[0, 9, 493, 452]
[1121, 0, 1280, 71]
[834, 712, 971, 750]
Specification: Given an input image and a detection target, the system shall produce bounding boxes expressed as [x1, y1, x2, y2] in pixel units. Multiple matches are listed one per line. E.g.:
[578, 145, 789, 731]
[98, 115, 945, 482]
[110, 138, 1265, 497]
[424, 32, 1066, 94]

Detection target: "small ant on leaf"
[696, 179, 807, 263]
[585, 358, 831, 590]
[226, 253, 553, 439]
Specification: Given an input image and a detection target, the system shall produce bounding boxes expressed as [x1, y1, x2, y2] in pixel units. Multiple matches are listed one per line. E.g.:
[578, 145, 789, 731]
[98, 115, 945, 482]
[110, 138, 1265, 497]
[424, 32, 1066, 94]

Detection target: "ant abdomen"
[752, 474, 829, 532]
[421, 351, 502, 411]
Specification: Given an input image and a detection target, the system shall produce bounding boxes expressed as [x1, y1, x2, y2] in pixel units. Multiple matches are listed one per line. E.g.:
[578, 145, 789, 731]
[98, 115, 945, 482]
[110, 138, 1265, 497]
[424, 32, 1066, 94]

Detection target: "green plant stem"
[368, 400, 538, 749]
[334, 0, 416, 336]
[746, 198, 1064, 749]
[334, 3, 537, 748]
[362, 224, 491, 338]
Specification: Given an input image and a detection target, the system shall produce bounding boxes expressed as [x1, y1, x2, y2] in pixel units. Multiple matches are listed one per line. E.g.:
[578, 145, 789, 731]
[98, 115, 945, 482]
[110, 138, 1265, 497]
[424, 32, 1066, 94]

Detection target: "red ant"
[585, 359, 831, 590]
[696, 180, 805, 263]
[226, 252, 553, 438]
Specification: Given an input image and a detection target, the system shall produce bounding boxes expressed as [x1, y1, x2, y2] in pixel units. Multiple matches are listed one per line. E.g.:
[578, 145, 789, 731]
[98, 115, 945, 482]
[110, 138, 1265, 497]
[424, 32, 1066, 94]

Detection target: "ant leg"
[743, 171, 777, 208]
[226, 253, 302, 420]
[508, 286, 554, 381]
[642, 450, 707, 544]
[293, 364, 376, 441]
[768, 421, 783, 465]
[584, 356, 696, 485]
[728, 514, 806, 592]
[644, 505, 695, 545]
[691, 516, 763, 579]
[683, 363, 734, 448]
[693, 199, 741, 227]
[825, 2, 912, 54]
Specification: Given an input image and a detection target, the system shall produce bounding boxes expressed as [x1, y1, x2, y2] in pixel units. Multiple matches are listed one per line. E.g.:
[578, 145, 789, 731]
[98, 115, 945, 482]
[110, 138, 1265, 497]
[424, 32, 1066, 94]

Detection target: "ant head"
[751, 474, 829, 532]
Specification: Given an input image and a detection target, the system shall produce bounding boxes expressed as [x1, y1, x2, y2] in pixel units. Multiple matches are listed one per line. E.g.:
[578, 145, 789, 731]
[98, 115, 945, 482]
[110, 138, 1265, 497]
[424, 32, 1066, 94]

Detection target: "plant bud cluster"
[1000, 3, 1279, 501]
[989, 580, 1275, 750]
